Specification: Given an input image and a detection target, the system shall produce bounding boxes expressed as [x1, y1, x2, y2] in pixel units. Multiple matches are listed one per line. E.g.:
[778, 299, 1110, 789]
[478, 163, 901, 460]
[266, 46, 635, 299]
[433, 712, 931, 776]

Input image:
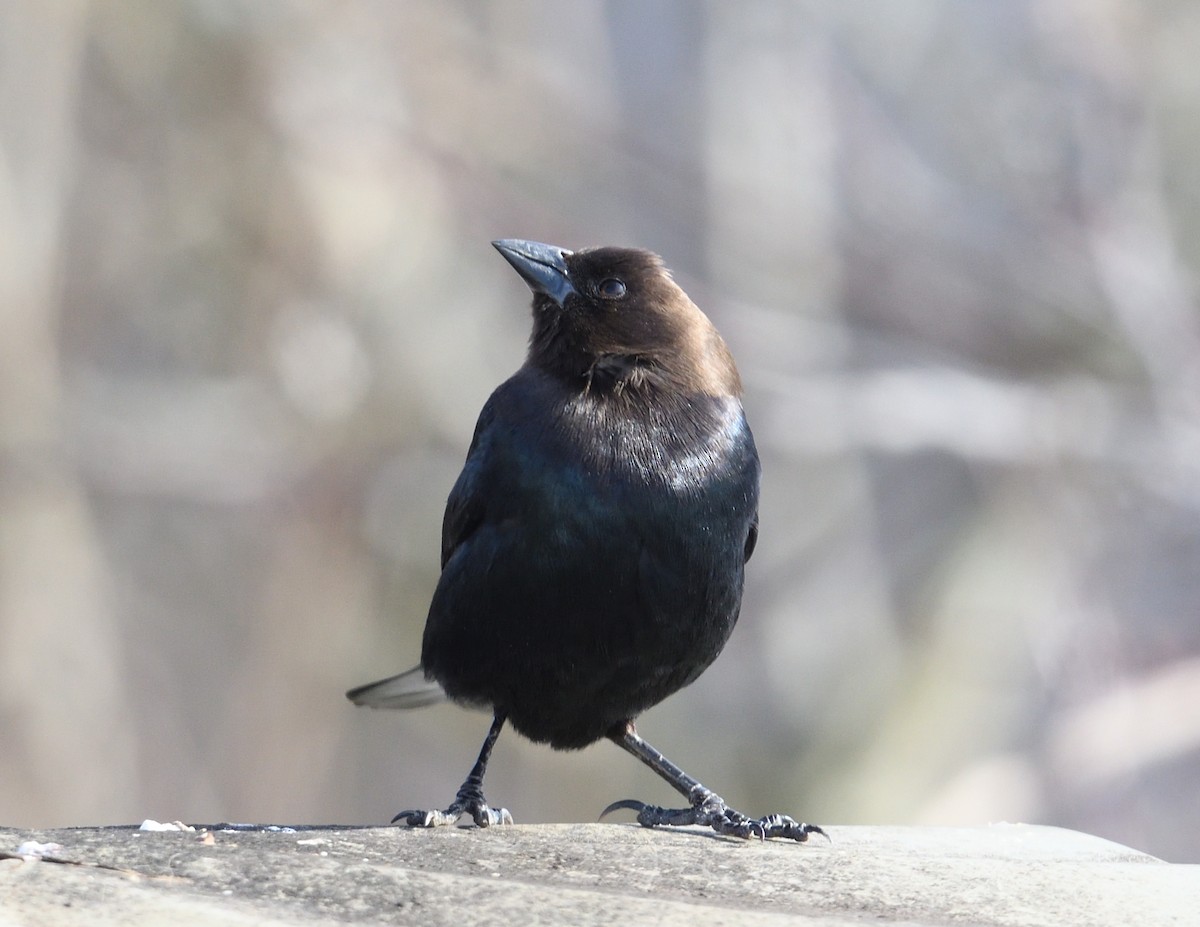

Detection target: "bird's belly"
[423, 490, 748, 748]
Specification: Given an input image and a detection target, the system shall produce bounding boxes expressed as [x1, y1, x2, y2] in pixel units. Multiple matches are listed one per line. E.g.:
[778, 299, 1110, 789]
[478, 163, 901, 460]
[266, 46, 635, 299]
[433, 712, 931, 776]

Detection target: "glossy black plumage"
[348, 240, 821, 842]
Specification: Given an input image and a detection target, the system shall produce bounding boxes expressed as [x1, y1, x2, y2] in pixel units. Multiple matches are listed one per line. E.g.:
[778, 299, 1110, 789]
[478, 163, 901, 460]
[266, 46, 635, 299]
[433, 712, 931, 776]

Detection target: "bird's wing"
[439, 398, 498, 570]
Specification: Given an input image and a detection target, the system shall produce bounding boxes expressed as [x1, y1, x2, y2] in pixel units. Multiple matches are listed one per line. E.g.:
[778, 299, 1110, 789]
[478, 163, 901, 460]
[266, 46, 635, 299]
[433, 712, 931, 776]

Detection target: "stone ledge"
[1, 823, 1195, 926]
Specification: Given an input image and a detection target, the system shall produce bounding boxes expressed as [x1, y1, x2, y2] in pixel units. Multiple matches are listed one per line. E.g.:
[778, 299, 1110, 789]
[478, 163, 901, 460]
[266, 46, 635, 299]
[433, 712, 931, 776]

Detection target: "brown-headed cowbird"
[348, 239, 822, 841]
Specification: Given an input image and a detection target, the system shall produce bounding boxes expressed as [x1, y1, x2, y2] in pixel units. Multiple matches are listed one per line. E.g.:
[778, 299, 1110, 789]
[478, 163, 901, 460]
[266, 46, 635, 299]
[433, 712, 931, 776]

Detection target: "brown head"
[492, 239, 742, 399]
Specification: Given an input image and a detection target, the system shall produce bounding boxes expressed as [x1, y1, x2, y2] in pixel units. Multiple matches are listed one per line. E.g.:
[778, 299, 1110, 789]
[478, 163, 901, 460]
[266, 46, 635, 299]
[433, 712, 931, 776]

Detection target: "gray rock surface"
[1, 823, 1195, 926]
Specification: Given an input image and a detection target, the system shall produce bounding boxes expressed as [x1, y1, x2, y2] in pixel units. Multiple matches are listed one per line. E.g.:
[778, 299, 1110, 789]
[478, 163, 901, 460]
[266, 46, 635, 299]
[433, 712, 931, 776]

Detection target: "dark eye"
[598, 278, 626, 299]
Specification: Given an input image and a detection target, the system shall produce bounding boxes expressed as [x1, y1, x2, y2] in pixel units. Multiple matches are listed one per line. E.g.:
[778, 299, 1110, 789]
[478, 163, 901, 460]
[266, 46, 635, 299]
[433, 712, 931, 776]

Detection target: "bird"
[347, 239, 823, 841]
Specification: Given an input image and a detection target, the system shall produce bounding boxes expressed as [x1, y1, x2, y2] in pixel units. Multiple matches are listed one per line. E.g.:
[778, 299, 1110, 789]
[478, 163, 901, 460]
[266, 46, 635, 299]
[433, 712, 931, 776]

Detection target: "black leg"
[602, 721, 826, 843]
[392, 712, 513, 828]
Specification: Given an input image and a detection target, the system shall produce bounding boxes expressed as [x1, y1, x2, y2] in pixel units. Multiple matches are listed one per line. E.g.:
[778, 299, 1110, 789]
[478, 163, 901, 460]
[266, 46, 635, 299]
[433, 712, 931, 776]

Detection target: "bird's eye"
[598, 278, 627, 299]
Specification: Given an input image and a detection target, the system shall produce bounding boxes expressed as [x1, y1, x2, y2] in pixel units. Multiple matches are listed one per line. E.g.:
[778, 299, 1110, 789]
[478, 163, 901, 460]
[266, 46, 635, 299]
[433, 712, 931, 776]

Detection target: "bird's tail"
[346, 665, 447, 709]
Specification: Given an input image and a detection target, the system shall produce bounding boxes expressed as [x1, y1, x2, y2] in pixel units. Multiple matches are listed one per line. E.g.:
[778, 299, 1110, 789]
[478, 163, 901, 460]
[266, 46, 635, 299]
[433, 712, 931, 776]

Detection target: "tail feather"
[346, 665, 446, 709]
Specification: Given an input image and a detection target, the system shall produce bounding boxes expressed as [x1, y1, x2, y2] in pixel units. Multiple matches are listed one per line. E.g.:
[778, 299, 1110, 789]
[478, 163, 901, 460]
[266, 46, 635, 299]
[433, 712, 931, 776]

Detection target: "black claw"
[390, 800, 512, 829]
[599, 798, 649, 820]
[470, 803, 514, 827]
[392, 807, 458, 827]
[601, 792, 823, 843]
[388, 715, 512, 830]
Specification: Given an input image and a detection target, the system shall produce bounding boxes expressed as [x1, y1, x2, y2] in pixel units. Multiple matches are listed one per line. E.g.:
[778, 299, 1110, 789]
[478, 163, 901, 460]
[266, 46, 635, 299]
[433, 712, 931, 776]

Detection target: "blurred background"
[2, 1, 1199, 863]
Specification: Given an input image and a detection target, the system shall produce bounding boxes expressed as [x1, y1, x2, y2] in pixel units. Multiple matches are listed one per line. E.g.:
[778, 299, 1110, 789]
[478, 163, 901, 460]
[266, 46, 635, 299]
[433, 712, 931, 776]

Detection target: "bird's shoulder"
[437, 370, 563, 567]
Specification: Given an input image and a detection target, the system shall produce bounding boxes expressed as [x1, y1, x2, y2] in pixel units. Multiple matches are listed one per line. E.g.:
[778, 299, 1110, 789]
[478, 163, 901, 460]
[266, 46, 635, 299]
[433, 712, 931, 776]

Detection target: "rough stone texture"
[1, 823, 1196, 926]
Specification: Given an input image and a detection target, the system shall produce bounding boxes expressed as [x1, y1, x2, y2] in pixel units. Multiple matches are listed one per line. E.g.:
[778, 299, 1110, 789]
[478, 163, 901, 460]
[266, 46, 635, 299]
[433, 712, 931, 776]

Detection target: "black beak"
[492, 239, 576, 307]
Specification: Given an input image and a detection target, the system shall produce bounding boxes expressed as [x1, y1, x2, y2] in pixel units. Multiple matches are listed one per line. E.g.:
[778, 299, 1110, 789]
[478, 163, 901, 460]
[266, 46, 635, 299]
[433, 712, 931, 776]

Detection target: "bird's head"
[492, 239, 742, 398]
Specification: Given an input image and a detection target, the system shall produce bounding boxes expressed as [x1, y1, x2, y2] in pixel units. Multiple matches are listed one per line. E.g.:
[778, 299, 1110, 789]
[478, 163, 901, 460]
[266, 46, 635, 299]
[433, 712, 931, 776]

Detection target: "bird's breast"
[559, 392, 756, 493]
[488, 392, 759, 578]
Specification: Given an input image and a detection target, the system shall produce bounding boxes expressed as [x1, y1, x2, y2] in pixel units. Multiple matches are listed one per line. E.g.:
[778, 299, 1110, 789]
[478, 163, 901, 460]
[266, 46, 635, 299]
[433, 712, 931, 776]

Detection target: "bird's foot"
[391, 784, 513, 829]
[602, 787, 825, 842]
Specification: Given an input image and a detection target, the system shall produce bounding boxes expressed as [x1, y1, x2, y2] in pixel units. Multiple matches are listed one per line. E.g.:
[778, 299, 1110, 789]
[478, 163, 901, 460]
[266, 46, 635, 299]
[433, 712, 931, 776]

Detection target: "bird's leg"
[392, 712, 513, 828]
[602, 721, 825, 842]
